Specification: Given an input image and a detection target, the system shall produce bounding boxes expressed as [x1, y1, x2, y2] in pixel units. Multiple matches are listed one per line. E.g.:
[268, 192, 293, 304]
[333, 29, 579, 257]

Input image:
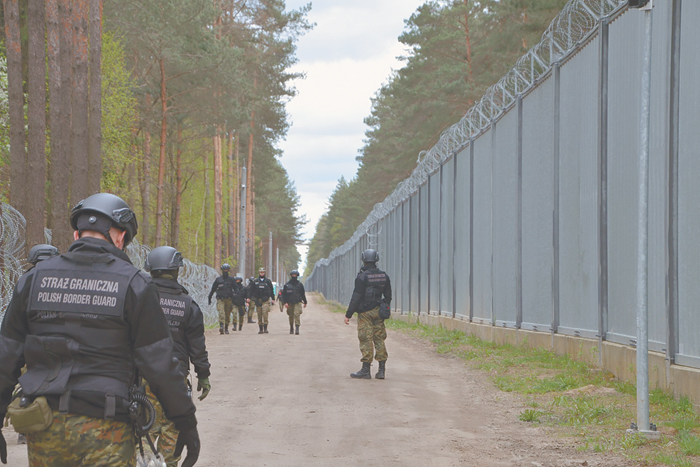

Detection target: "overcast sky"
[278, 0, 427, 272]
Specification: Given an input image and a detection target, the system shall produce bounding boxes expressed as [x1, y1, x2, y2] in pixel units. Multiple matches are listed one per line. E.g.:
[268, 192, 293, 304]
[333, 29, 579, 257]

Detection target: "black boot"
[263, 324, 269, 333]
[248, 313, 255, 323]
[258, 325, 264, 334]
[375, 361, 386, 380]
[290, 324, 294, 334]
[238, 322, 243, 331]
[295, 325, 300, 335]
[350, 362, 372, 379]
[219, 323, 224, 335]
[225, 324, 229, 334]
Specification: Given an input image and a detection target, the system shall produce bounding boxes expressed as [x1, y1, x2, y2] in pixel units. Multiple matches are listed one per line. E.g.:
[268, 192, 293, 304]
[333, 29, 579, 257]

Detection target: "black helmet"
[221, 263, 231, 271]
[290, 270, 300, 277]
[145, 246, 184, 272]
[28, 244, 59, 265]
[70, 193, 138, 246]
[234, 276, 243, 282]
[361, 249, 379, 263]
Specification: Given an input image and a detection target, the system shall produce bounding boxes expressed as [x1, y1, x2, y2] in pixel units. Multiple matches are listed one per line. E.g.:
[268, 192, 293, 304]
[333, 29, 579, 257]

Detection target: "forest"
[0, 0, 310, 276]
[304, 0, 570, 277]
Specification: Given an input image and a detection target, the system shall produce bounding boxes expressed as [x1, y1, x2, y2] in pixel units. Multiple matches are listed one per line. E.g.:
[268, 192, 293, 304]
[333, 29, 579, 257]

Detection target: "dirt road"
[6, 293, 636, 466]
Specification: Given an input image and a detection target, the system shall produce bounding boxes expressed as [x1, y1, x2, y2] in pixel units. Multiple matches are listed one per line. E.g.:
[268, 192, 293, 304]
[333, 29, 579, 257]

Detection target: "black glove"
[208, 298, 212, 306]
[174, 425, 200, 467]
[0, 429, 7, 464]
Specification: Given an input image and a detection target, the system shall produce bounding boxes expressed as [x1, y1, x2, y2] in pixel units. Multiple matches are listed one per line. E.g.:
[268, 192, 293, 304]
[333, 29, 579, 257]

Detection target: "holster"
[7, 395, 54, 433]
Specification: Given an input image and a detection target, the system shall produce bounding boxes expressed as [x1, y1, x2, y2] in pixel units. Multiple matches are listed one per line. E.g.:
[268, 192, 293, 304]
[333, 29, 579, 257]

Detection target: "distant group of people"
[208, 264, 307, 336]
[0, 192, 393, 467]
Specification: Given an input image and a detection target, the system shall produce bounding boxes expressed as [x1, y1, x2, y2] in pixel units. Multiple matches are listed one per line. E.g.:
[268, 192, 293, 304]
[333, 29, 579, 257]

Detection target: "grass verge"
[383, 317, 700, 467]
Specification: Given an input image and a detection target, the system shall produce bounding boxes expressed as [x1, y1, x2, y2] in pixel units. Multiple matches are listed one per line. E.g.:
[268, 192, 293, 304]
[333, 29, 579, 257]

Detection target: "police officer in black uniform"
[281, 270, 307, 335]
[246, 267, 275, 334]
[145, 246, 211, 466]
[0, 193, 200, 467]
[344, 249, 392, 380]
[231, 276, 248, 331]
[208, 264, 236, 334]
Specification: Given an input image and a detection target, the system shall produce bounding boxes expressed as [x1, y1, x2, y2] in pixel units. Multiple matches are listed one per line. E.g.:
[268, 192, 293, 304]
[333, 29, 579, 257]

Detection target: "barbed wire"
[308, 0, 626, 283]
[0, 204, 220, 326]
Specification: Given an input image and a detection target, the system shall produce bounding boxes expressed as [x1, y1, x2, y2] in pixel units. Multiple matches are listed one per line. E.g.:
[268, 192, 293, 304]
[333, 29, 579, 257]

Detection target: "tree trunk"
[246, 110, 255, 274]
[27, 0, 48, 250]
[87, 0, 102, 194]
[71, 0, 90, 205]
[128, 132, 137, 209]
[463, 0, 473, 80]
[214, 128, 223, 269]
[141, 125, 152, 246]
[227, 131, 235, 260]
[155, 58, 167, 247]
[47, 0, 71, 252]
[173, 124, 183, 249]
[4, 0, 27, 219]
[234, 132, 240, 267]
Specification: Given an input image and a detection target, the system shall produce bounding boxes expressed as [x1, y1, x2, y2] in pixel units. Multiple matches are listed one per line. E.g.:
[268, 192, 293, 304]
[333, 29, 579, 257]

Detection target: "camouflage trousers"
[357, 306, 388, 363]
[27, 411, 135, 467]
[251, 299, 271, 325]
[286, 302, 303, 326]
[235, 304, 246, 325]
[217, 298, 235, 325]
[145, 384, 180, 467]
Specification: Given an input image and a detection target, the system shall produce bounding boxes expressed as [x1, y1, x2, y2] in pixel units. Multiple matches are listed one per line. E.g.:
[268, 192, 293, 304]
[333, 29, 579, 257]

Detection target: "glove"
[196, 378, 210, 401]
[208, 298, 212, 306]
[174, 426, 200, 467]
[0, 429, 7, 464]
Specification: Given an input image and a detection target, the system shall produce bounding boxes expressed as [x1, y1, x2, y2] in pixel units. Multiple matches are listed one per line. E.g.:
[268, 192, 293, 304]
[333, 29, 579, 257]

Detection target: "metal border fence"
[306, 0, 700, 370]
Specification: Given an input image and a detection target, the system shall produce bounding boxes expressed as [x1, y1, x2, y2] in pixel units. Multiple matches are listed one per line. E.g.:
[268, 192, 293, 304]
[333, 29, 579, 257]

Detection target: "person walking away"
[0, 193, 200, 467]
[343, 249, 392, 380]
[281, 270, 307, 335]
[208, 263, 236, 334]
[145, 246, 211, 467]
[232, 276, 248, 330]
[247, 267, 275, 334]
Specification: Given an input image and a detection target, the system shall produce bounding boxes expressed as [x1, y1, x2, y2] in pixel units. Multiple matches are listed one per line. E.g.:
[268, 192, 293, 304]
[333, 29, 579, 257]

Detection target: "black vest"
[153, 278, 193, 375]
[251, 277, 271, 299]
[231, 282, 246, 305]
[215, 275, 236, 299]
[20, 251, 139, 417]
[361, 267, 389, 312]
[283, 280, 303, 304]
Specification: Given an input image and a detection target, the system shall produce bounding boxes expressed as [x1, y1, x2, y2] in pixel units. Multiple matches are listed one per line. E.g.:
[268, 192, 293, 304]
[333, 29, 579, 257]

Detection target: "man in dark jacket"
[232, 276, 248, 331]
[343, 249, 392, 380]
[246, 267, 275, 334]
[0, 193, 200, 467]
[145, 246, 211, 467]
[281, 270, 307, 335]
[208, 263, 236, 334]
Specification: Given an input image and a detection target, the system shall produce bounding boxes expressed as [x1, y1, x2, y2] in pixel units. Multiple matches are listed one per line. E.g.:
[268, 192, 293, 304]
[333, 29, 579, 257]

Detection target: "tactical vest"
[251, 277, 270, 299]
[20, 252, 139, 418]
[215, 275, 235, 299]
[283, 281, 302, 304]
[153, 279, 193, 375]
[231, 283, 246, 306]
[361, 268, 389, 312]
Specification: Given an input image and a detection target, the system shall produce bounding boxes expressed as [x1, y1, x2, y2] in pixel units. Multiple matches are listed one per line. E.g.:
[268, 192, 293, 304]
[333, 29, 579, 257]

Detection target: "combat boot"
[258, 325, 264, 334]
[295, 325, 300, 335]
[225, 324, 229, 334]
[290, 324, 294, 334]
[263, 324, 269, 333]
[375, 361, 386, 380]
[350, 362, 372, 379]
[238, 323, 243, 331]
[219, 323, 224, 335]
[248, 313, 255, 323]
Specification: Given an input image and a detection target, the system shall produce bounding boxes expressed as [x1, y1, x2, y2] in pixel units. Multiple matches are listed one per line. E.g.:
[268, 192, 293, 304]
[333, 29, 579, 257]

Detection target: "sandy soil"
[5, 293, 639, 466]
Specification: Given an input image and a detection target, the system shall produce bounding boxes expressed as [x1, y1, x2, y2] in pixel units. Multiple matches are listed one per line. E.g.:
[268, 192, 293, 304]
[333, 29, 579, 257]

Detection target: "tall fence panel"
[305, 0, 700, 373]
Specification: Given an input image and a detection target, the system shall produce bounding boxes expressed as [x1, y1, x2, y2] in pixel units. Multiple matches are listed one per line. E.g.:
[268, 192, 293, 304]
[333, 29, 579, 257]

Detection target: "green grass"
[381, 316, 700, 467]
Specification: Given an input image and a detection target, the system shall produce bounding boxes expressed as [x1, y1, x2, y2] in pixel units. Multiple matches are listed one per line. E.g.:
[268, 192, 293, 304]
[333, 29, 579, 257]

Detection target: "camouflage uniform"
[286, 302, 303, 327]
[217, 298, 235, 327]
[27, 412, 135, 467]
[357, 306, 388, 363]
[252, 299, 271, 325]
[144, 384, 180, 467]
